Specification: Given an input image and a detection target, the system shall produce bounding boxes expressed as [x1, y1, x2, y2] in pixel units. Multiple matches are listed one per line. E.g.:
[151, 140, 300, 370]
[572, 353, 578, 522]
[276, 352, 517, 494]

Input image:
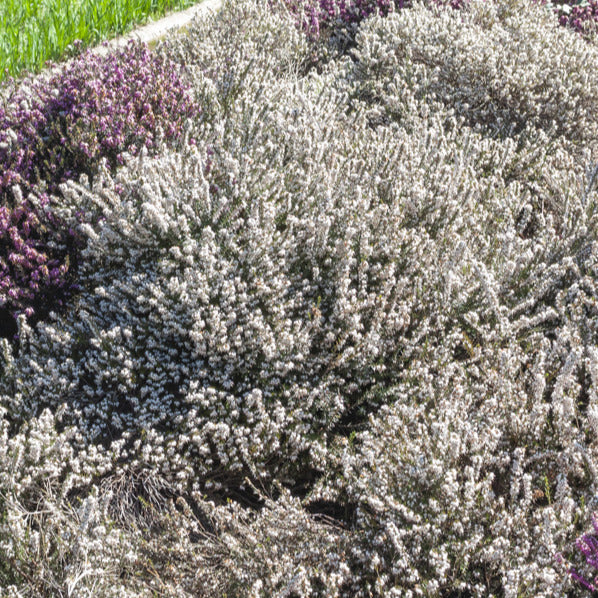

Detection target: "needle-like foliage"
[1, 0, 598, 596]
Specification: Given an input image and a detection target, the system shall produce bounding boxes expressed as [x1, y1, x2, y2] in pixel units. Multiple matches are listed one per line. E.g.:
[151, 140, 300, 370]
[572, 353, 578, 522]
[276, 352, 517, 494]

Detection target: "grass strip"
[0, 0, 203, 81]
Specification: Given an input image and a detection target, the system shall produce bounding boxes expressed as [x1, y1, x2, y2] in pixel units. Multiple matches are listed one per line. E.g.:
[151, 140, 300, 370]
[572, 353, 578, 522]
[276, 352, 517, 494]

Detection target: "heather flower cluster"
[0, 41, 198, 331]
[280, 0, 598, 41]
[2, 0, 598, 596]
[279, 0, 464, 39]
[546, 0, 598, 35]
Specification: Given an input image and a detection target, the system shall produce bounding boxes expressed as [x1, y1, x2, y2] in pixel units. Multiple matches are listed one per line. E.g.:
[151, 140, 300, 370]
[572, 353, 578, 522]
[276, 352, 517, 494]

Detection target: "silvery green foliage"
[2, 0, 598, 595]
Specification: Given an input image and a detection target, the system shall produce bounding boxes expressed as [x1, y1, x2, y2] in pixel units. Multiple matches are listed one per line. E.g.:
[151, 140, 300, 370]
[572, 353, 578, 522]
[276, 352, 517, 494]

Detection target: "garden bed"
[1, 0, 598, 596]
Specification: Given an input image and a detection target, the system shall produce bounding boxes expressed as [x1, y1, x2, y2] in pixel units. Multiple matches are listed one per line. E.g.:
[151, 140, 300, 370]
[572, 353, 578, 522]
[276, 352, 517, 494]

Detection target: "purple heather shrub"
[281, 0, 598, 41]
[278, 0, 465, 39]
[0, 40, 199, 334]
[553, 0, 598, 35]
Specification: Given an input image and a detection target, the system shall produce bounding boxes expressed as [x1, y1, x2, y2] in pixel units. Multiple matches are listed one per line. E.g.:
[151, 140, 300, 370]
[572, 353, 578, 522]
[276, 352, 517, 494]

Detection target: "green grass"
[0, 0, 202, 81]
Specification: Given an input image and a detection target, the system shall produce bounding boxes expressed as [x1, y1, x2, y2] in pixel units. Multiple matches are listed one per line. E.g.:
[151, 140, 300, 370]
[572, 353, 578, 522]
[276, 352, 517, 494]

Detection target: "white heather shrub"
[349, 0, 598, 146]
[1, 0, 598, 595]
[0, 408, 150, 597]
[343, 0, 598, 226]
[158, 0, 312, 123]
[173, 485, 357, 596]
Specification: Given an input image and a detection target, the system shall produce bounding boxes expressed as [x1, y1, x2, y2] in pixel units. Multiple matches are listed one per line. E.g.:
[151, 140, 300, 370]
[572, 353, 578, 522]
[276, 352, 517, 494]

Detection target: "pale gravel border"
[93, 0, 223, 55]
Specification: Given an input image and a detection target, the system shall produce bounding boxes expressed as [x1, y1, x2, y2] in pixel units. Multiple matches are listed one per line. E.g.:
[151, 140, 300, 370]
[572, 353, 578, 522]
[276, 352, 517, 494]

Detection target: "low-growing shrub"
[159, 0, 312, 99]
[347, 0, 598, 145]
[1, 0, 598, 596]
[0, 40, 198, 332]
[275, 0, 464, 41]
[278, 0, 598, 49]
[342, 0, 598, 236]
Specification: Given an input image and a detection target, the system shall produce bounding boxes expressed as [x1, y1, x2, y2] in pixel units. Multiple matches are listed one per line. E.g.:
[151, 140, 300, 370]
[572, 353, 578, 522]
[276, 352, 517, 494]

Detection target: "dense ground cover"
[1, 0, 598, 596]
[0, 41, 198, 334]
[0, 0, 202, 80]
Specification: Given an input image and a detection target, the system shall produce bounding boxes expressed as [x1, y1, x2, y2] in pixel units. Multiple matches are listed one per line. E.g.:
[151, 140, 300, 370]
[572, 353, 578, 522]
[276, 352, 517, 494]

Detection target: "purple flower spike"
[563, 513, 598, 592]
